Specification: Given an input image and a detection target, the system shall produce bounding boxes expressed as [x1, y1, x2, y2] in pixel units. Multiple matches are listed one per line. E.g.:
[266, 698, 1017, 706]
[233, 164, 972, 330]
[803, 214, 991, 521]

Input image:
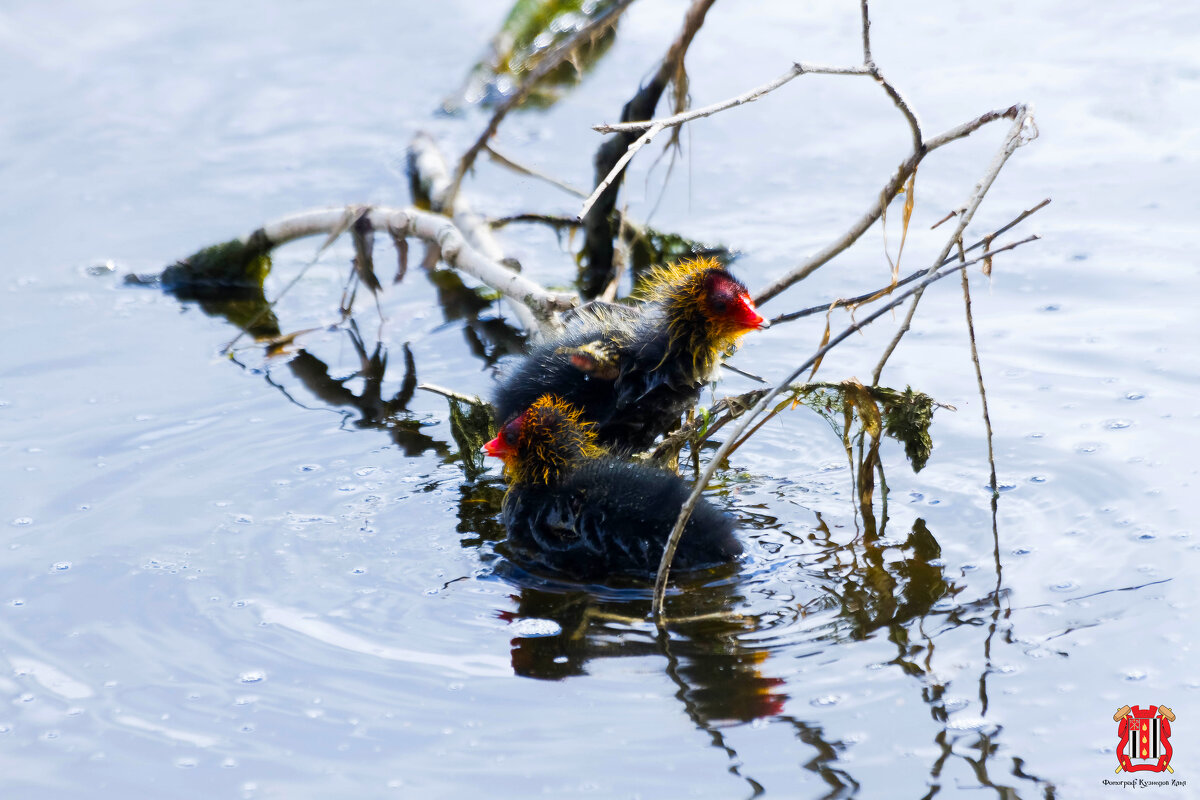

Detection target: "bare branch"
[767, 198, 1051, 326]
[410, 132, 543, 333]
[444, 0, 638, 211]
[753, 105, 1028, 306]
[871, 106, 1037, 383]
[578, 122, 663, 220]
[417, 382, 486, 406]
[580, 0, 717, 297]
[592, 62, 871, 134]
[957, 243, 999, 497]
[859, 0, 873, 64]
[651, 234, 1041, 620]
[251, 206, 577, 330]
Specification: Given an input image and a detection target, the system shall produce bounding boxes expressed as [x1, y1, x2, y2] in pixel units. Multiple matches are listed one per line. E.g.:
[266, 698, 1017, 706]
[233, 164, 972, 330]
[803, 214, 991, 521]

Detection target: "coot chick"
[483, 395, 742, 581]
[492, 257, 767, 450]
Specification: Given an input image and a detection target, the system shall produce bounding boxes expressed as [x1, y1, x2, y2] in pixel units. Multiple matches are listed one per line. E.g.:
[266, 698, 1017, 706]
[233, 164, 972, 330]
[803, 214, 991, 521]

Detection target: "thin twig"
[579, 0, 718, 298]
[444, 0, 638, 211]
[484, 144, 587, 198]
[488, 213, 583, 230]
[593, 62, 871, 134]
[767, 198, 1050, 326]
[651, 234, 1040, 621]
[417, 382, 487, 406]
[581, 61, 872, 221]
[957, 240, 999, 497]
[753, 105, 1027, 306]
[871, 106, 1036, 384]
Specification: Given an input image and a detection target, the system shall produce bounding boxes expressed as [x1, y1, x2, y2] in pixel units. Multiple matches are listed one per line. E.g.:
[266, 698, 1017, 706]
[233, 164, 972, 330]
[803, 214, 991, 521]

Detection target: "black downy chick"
[483, 395, 742, 581]
[492, 256, 767, 450]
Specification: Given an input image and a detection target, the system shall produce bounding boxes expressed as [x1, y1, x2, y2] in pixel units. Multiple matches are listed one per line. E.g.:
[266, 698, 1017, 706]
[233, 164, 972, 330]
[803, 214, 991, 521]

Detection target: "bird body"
[484, 396, 742, 581]
[492, 257, 766, 450]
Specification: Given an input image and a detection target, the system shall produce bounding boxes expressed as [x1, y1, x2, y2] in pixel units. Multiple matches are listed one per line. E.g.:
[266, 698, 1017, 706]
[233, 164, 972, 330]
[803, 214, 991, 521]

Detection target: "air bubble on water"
[509, 618, 562, 638]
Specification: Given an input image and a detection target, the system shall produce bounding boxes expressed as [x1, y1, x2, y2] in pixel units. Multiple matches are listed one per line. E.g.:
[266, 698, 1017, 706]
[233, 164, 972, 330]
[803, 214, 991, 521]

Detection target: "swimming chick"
[483, 395, 742, 580]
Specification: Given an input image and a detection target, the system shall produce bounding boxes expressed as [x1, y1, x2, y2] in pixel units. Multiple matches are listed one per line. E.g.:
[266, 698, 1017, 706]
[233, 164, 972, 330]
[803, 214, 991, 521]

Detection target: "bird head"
[484, 395, 604, 484]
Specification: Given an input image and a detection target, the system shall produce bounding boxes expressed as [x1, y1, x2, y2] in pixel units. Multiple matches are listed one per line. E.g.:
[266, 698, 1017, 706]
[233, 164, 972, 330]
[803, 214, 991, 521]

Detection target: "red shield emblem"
[1114, 705, 1175, 774]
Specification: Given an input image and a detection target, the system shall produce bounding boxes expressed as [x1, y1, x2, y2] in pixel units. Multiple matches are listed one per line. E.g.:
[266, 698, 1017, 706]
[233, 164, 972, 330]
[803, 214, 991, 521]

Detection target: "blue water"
[2, 1, 1199, 797]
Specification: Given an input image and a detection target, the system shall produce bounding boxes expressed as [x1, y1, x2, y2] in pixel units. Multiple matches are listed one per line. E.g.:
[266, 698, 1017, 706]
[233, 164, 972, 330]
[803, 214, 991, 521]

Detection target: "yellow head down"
[487, 395, 605, 486]
[638, 256, 767, 377]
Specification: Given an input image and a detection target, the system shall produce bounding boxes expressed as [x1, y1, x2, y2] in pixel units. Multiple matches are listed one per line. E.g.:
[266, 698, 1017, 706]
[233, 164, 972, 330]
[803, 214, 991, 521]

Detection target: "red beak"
[482, 434, 508, 460]
[735, 293, 768, 330]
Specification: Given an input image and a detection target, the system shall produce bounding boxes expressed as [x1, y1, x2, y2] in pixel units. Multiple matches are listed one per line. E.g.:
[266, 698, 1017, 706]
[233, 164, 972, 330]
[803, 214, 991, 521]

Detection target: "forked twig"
[651, 234, 1041, 621]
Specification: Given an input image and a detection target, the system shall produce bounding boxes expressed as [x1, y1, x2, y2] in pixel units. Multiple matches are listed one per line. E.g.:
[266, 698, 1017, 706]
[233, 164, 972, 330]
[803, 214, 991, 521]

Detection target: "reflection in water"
[155, 249, 1055, 798]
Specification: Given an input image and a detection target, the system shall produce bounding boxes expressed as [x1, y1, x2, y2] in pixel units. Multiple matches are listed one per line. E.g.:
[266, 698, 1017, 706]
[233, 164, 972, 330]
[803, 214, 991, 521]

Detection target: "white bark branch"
[410, 132, 547, 334]
[255, 206, 577, 330]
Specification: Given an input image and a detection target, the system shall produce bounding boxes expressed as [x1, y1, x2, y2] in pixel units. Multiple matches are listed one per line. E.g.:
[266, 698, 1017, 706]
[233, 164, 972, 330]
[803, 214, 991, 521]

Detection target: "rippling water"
[2, 1, 1198, 797]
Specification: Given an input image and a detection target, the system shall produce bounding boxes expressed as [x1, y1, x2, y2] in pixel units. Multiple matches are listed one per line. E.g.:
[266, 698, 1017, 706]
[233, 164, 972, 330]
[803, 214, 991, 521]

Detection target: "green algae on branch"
[442, 0, 623, 114]
[796, 382, 942, 474]
[156, 230, 274, 296]
[421, 384, 497, 482]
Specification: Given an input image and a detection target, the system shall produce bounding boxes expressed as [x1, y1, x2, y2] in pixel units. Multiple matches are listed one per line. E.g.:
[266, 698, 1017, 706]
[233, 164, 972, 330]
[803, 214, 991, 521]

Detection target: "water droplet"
[1027, 432, 1045, 439]
[553, 655, 569, 664]
[1050, 581, 1078, 592]
[235, 514, 253, 524]
[510, 618, 562, 638]
[1029, 475, 1047, 484]
[351, 567, 367, 575]
[1104, 419, 1132, 430]
[1125, 391, 1145, 401]
[1011, 547, 1033, 556]
[354, 467, 377, 477]
[175, 757, 197, 769]
[10, 599, 24, 607]
[1124, 669, 1147, 682]
[11, 517, 32, 527]
[1075, 443, 1100, 454]
[53, 562, 71, 571]
[1040, 303, 1061, 312]
[297, 464, 321, 473]
[1137, 532, 1157, 541]
[238, 671, 265, 684]
[996, 482, 1017, 493]
[810, 694, 843, 707]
